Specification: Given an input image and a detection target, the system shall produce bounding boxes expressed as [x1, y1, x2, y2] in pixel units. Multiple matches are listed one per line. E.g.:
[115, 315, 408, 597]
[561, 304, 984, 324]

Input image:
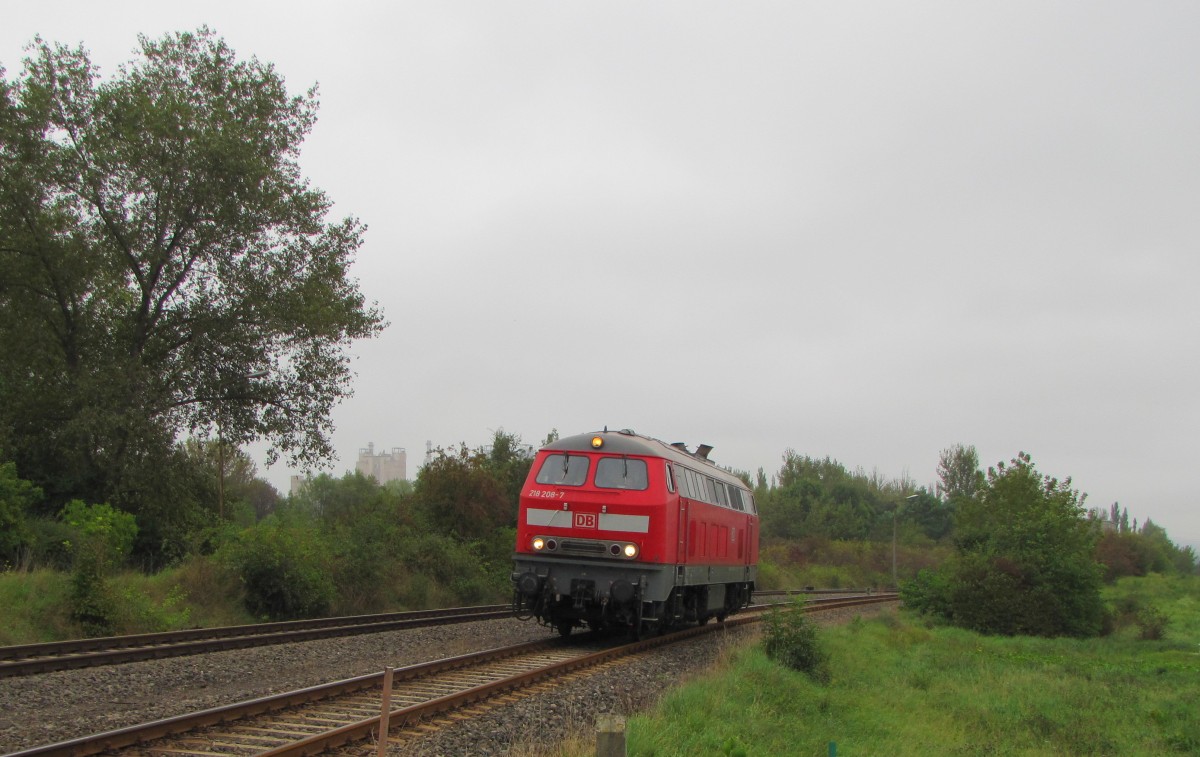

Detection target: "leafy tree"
[243, 478, 281, 521]
[290, 470, 413, 530]
[1174, 544, 1199, 576]
[0, 462, 42, 567]
[415, 440, 519, 540]
[904, 452, 1105, 637]
[936, 444, 983, 504]
[1095, 531, 1151, 582]
[759, 452, 888, 541]
[1138, 519, 1198, 575]
[61, 499, 138, 570]
[903, 489, 954, 541]
[181, 438, 280, 523]
[1093, 512, 1196, 580]
[0, 29, 384, 548]
[483, 429, 535, 508]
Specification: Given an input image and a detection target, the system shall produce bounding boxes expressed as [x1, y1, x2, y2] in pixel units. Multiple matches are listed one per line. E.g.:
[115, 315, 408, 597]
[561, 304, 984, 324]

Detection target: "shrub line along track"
[4, 594, 897, 757]
[0, 590, 871, 678]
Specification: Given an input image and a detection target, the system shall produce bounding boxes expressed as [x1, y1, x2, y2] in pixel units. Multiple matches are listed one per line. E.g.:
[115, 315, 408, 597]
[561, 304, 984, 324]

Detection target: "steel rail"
[0, 606, 512, 677]
[2, 637, 570, 757]
[261, 594, 900, 757]
[0, 589, 869, 677]
[3, 593, 898, 757]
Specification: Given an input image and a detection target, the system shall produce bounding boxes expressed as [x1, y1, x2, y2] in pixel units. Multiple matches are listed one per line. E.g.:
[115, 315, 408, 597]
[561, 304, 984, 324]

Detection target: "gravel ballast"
[0, 618, 548, 754]
[0, 603, 896, 756]
[384, 602, 896, 756]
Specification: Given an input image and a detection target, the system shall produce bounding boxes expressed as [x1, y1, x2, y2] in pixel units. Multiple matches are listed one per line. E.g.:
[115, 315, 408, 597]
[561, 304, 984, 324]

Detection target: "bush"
[394, 532, 510, 606]
[70, 561, 116, 637]
[900, 568, 953, 619]
[223, 520, 334, 620]
[60, 501, 139, 636]
[0, 462, 41, 568]
[24, 517, 76, 570]
[761, 599, 831, 683]
[1109, 594, 1170, 640]
[907, 454, 1106, 638]
[1136, 605, 1169, 640]
[114, 584, 192, 633]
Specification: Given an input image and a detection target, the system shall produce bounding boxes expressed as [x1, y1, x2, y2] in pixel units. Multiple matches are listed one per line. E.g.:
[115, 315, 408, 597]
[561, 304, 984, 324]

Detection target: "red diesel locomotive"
[512, 429, 759, 637]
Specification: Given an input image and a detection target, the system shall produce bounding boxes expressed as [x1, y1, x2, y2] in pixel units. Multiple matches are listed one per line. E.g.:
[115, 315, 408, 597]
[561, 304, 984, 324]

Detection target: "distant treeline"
[1, 434, 1194, 636]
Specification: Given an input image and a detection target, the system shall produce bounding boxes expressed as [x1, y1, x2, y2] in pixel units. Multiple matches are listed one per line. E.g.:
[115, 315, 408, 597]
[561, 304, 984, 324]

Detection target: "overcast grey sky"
[5, 2, 1198, 549]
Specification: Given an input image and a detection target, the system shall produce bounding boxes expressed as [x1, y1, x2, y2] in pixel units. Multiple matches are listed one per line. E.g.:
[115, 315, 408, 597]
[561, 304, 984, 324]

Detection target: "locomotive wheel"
[557, 621, 573, 637]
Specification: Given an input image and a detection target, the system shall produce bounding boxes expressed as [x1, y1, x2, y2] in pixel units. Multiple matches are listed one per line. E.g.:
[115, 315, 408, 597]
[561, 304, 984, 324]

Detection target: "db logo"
[574, 512, 598, 529]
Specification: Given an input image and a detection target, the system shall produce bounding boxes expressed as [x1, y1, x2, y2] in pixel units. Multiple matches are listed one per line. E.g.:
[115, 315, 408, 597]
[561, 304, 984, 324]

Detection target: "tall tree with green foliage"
[0, 29, 384, 538]
[759, 451, 887, 541]
[902, 488, 954, 541]
[414, 431, 533, 540]
[936, 443, 983, 504]
[904, 452, 1105, 637]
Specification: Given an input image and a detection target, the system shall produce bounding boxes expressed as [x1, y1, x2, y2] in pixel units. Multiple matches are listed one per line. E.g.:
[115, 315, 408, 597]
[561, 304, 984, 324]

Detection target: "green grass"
[628, 575, 1200, 756]
[0, 559, 256, 643]
[0, 569, 74, 644]
[0, 542, 514, 642]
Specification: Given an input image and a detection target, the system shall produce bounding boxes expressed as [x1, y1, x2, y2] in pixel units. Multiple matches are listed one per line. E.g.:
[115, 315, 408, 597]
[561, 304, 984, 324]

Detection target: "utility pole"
[892, 506, 897, 588]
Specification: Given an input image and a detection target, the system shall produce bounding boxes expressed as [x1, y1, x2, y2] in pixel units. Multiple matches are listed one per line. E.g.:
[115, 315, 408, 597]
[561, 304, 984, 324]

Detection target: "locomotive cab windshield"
[534, 453, 589, 486]
[594, 456, 648, 490]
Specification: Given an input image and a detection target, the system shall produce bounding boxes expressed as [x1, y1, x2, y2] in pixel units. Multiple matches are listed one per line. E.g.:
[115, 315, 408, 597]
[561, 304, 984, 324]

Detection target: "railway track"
[0, 606, 512, 678]
[0, 590, 874, 678]
[5, 593, 897, 757]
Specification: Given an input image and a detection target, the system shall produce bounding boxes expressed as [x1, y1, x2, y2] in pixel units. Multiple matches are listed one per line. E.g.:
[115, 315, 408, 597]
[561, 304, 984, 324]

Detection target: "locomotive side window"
[714, 480, 728, 507]
[665, 464, 675, 493]
[743, 490, 757, 514]
[534, 454, 590, 486]
[686, 469, 704, 501]
[728, 487, 744, 511]
[595, 457, 649, 490]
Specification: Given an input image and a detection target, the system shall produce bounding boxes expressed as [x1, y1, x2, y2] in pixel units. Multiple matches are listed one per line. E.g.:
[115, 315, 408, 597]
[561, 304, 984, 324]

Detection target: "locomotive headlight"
[591, 436, 604, 449]
[532, 537, 546, 551]
[623, 543, 639, 558]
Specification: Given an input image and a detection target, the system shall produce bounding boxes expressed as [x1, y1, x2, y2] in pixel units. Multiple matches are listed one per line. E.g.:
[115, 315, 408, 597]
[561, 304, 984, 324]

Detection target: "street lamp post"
[892, 506, 897, 588]
[217, 423, 225, 520]
[895, 493, 919, 587]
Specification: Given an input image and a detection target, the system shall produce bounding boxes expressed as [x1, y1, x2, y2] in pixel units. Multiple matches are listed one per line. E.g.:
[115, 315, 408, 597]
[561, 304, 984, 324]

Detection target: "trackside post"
[596, 714, 626, 757]
[377, 666, 394, 757]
